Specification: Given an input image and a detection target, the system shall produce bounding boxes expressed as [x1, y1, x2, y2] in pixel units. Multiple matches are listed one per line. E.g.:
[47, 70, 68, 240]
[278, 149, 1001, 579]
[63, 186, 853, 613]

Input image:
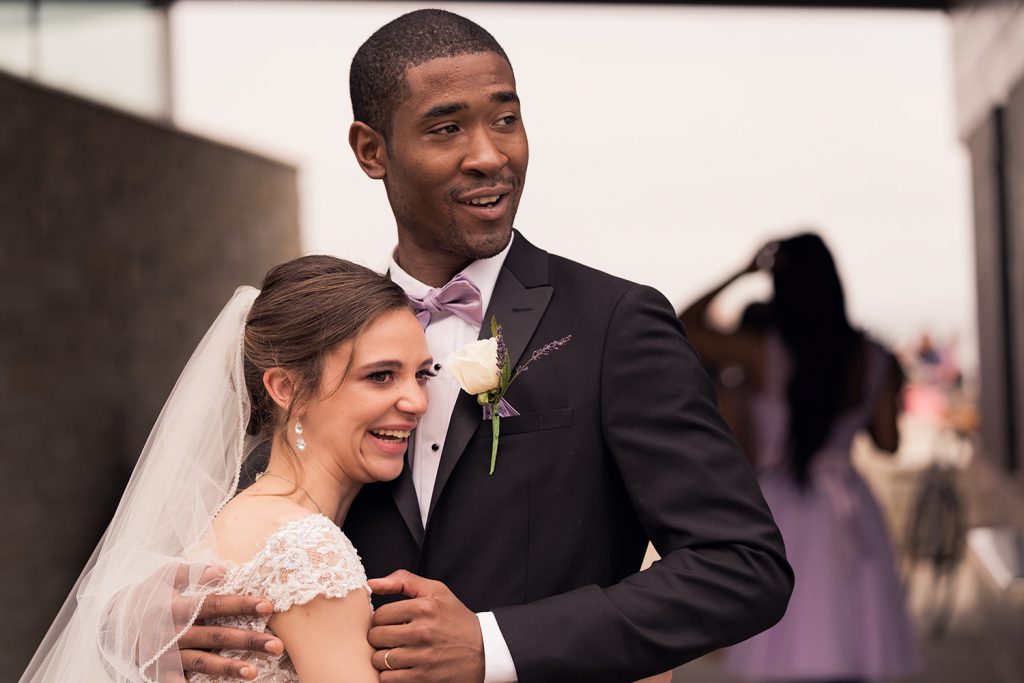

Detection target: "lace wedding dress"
[189, 514, 371, 682]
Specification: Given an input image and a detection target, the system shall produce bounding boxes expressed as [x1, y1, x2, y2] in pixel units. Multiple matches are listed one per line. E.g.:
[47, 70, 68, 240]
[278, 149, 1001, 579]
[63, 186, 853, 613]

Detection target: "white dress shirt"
[388, 234, 518, 682]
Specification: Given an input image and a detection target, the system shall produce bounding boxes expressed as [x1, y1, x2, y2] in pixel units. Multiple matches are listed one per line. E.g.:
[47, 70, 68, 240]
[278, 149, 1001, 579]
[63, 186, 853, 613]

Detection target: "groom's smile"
[453, 182, 515, 222]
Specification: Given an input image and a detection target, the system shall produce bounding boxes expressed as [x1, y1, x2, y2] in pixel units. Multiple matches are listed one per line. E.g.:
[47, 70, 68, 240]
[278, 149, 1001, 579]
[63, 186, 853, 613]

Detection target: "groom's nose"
[460, 125, 509, 177]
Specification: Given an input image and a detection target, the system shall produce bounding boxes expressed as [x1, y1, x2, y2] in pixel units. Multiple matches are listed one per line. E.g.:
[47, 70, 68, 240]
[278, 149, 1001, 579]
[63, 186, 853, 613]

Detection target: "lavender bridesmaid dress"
[724, 334, 920, 681]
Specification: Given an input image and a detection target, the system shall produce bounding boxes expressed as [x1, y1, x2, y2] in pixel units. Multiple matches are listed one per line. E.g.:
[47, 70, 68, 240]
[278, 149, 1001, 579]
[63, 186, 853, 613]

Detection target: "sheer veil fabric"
[21, 286, 261, 682]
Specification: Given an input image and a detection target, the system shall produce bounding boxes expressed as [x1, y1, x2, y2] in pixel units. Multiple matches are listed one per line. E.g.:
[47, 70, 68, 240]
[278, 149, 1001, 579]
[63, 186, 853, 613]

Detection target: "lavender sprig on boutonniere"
[447, 317, 572, 475]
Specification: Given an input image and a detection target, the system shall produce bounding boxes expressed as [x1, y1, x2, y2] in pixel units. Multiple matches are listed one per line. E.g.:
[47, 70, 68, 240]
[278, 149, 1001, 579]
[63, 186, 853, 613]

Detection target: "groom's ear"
[349, 121, 387, 180]
[263, 368, 297, 411]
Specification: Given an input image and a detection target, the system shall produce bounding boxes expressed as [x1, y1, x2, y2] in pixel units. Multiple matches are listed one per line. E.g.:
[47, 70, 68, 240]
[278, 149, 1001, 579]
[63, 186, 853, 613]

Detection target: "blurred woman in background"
[679, 233, 919, 683]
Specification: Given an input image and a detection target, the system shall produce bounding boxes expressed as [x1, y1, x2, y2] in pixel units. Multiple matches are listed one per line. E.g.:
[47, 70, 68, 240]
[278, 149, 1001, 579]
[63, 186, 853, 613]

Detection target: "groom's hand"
[174, 566, 284, 681]
[368, 570, 485, 683]
[177, 593, 283, 680]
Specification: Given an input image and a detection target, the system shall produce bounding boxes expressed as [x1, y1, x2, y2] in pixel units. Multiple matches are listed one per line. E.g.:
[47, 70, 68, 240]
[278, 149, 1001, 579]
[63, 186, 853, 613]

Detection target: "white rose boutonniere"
[447, 338, 501, 395]
[447, 317, 571, 475]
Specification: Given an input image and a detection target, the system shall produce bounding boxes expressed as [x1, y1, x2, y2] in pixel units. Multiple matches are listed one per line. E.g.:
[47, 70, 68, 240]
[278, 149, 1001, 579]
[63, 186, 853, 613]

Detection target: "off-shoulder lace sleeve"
[249, 514, 370, 612]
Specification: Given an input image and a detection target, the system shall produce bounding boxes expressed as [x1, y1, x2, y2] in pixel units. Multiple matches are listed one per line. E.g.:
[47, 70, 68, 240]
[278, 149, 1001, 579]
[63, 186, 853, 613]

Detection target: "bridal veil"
[21, 286, 261, 682]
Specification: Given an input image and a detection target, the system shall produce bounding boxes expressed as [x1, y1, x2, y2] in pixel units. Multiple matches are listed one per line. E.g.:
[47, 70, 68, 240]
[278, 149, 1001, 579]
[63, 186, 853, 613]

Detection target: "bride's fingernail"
[256, 601, 272, 615]
[264, 639, 284, 655]
[240, 666, 257, 679]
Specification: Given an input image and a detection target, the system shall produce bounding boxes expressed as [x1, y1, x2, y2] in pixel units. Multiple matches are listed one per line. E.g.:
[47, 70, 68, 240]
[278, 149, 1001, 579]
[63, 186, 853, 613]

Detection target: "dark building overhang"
[152, 0, 952, 12]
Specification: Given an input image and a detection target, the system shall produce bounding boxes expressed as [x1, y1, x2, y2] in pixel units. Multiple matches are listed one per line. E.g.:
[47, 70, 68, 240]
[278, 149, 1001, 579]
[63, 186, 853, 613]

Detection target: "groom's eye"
[429, 123, 460, 136]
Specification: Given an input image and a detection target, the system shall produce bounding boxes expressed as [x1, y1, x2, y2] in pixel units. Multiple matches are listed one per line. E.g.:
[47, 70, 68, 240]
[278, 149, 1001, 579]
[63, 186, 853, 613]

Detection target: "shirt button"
[431, 443, 440, 452]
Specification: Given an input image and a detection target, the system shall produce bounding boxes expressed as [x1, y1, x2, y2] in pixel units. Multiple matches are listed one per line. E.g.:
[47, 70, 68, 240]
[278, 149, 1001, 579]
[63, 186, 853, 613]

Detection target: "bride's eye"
[367, 370, 394, 384]
[416, 369, 437, 383]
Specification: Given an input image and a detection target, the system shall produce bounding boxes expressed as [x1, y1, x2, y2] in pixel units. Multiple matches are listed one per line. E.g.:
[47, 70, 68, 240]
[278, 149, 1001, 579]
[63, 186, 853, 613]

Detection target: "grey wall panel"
[1006, 78, 1024, 482]
[967, 111, 1015, 474]
[0, 72, 301, 678]
[951, 0, 1024, 139]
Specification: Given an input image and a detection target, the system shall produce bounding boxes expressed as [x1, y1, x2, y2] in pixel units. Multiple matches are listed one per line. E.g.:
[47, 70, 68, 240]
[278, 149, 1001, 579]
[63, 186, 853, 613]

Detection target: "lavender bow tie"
[407, 274, 483, 329]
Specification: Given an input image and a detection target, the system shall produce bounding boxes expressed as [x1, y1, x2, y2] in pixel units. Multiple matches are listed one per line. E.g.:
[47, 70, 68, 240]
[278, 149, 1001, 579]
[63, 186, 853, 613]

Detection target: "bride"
[21, 255, 433, 682]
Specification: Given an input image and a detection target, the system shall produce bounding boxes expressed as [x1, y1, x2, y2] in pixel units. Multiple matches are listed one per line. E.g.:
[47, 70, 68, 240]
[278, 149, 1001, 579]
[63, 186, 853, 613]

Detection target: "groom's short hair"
[350, 9, 511, 140]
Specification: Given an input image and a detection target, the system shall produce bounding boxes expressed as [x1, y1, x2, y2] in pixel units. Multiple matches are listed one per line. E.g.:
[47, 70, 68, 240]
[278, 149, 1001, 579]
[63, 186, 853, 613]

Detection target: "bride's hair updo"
[243, 255, 411, 452]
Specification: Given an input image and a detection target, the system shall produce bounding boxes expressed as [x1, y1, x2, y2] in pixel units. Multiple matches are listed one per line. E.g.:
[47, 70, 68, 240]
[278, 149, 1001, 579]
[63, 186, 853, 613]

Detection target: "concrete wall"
[953, 1, 1024, 479]
[0, 71, 300, 678]
[1006, 79, 1024, 480]
[952, 0, 1024, 139]
[965, 110, 1016, 475]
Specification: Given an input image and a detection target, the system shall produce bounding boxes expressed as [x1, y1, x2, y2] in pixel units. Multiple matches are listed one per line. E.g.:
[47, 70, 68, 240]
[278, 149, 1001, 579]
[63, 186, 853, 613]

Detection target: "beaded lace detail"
[188, 514, 370, 682]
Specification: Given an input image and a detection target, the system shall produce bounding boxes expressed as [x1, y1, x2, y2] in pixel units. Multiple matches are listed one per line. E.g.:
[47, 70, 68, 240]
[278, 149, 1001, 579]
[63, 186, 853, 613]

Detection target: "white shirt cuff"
[477, 611, 518, 682]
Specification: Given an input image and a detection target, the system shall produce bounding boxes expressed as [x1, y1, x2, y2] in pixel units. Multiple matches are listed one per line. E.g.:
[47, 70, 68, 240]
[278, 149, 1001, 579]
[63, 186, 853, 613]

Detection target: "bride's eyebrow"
[358, 360, 403, 372]
[357, 358, 435, 373]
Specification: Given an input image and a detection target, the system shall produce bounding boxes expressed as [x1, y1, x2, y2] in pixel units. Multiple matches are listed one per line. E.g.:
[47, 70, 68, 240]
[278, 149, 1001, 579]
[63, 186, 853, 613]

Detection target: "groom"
[183, 10, 792, 682]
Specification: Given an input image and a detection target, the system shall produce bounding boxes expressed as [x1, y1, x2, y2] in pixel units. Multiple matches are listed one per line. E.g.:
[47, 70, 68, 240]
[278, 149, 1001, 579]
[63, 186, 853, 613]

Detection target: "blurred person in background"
[683, 297, 774, 466]
[679, 232, 920, 683]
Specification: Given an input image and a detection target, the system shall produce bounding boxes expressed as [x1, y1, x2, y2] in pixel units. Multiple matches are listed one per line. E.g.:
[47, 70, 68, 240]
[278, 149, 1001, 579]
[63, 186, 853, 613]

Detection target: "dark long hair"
[771, 233, 862, 488]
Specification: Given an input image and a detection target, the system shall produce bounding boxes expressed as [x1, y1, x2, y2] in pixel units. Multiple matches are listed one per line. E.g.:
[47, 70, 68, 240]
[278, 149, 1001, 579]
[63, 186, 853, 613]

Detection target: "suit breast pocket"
[474, 407, 574, 438]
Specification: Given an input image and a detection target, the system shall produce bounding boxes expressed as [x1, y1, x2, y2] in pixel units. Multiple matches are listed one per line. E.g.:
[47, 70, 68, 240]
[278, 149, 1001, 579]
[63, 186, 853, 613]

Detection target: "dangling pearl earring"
[294, 419, 307, 452]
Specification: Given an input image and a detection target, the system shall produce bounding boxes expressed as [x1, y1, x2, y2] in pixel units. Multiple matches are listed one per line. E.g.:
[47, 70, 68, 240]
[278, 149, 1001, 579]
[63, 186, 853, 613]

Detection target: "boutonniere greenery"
[447, 317, 571, 474]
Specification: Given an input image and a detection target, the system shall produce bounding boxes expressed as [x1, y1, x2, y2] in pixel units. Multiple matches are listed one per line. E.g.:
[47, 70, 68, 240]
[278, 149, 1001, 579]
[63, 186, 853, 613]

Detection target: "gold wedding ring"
[384, 648, 395, 671]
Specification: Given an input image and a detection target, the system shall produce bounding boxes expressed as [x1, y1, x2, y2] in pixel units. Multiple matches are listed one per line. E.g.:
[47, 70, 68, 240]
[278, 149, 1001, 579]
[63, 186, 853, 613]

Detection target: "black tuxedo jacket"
[344, 232, 792, 682]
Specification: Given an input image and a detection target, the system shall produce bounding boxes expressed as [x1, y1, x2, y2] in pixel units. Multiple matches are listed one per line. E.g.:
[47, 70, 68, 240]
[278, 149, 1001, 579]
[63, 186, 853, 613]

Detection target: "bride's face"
[302, 308, 432, 484]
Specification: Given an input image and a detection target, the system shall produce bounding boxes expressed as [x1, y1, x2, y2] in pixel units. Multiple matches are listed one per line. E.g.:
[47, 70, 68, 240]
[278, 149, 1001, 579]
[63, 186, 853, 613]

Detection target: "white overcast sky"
[171, 1, 975, 368]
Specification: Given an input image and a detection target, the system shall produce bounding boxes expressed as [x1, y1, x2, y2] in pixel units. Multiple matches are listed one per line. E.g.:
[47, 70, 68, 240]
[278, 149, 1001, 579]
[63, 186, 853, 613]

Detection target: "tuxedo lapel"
[390, 439, 425, 546]
[427, 233, 553, 522]
[383, 265, 426, 547]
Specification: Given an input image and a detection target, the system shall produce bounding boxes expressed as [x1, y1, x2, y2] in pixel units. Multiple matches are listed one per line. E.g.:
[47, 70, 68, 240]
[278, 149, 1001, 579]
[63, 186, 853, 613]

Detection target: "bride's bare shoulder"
[211, 492, 318, 564]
